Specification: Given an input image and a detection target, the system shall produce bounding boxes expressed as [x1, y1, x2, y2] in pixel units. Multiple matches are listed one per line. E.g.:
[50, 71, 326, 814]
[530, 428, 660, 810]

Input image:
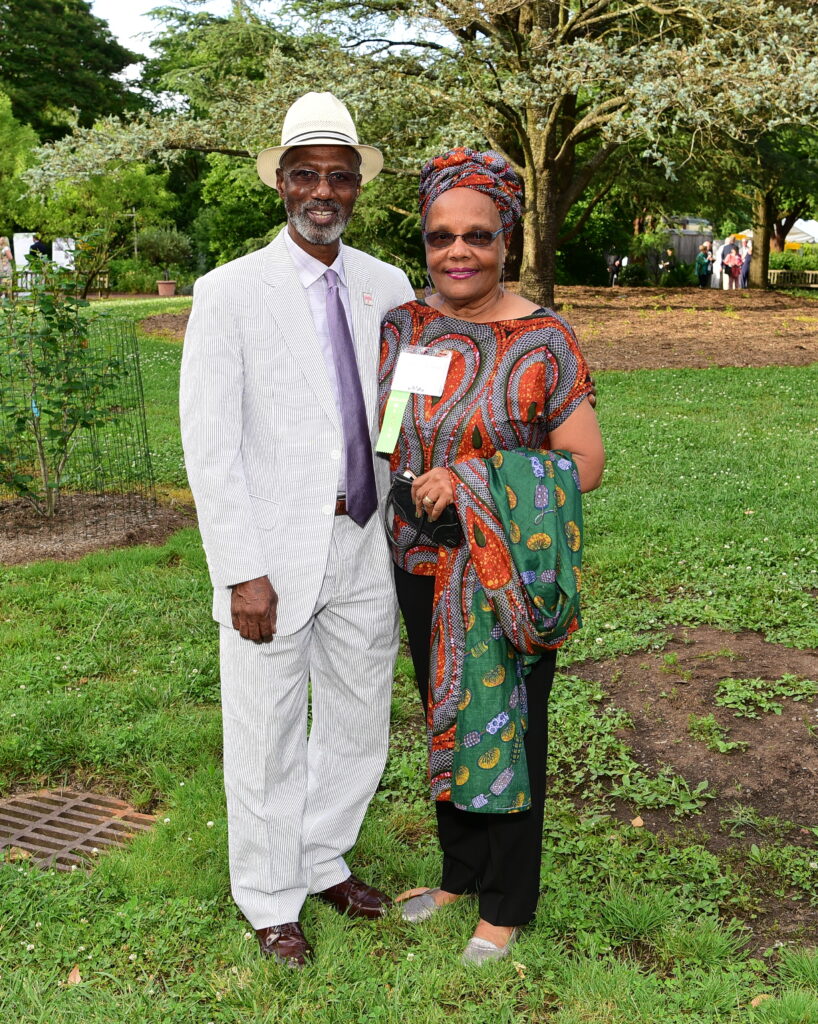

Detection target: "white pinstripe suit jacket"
[180, 230, 415, 635]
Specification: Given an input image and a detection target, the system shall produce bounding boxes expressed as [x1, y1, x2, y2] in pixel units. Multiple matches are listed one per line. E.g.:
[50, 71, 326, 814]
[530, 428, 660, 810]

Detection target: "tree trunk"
[519, 166, 559, 308]
[749, 190, 772, 290]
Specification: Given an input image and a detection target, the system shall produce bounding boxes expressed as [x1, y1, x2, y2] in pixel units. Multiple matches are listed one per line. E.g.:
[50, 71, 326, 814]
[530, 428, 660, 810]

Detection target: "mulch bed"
[138, 285, 818, 370]
[0, 493, 195, 566]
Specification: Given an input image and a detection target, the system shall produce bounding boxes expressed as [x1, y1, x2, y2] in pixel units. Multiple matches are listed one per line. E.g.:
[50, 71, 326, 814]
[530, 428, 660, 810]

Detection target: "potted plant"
[136, 227, 193, 297]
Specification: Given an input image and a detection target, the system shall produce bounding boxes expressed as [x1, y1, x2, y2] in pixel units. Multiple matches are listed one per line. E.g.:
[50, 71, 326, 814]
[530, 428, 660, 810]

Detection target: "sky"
[90, 1, 234, 60]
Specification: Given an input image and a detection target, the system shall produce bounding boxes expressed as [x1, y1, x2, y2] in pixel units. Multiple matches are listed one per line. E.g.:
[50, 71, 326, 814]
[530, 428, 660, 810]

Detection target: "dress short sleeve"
[541, 313, 592, 430]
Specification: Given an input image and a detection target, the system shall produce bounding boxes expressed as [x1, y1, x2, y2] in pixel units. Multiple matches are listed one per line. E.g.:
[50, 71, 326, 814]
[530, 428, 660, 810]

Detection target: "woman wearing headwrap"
[378, 148, 604, 963]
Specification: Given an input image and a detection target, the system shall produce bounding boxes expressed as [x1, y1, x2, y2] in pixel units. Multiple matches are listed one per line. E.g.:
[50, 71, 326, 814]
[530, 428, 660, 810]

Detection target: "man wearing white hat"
[180, 92, 414, 966]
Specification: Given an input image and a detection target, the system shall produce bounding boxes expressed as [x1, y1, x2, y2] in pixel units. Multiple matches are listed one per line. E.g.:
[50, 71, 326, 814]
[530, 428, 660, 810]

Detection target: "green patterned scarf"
[428, 449, 583, 814]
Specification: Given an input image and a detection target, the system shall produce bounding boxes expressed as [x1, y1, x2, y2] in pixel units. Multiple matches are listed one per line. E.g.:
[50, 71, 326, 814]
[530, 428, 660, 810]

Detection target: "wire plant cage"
[0, 268, 156, 562]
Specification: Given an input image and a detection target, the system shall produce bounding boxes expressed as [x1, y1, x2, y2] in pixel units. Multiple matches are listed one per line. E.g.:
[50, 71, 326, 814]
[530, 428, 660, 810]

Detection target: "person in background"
[379, 148, 604, 965]
[658, 247, 675, 276]
[695, 243, 711, 288]
[740, 239, 752, 288]
[719, 235, 739, 290]
[607, 253, 623, 286]
[29, 234, 48, 258]
[0, 236, 13, 295]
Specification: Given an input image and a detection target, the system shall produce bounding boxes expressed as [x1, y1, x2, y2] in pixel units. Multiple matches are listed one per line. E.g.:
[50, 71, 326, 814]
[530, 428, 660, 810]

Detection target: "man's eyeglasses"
[285, 168, 361, 191]
[423, 228, 504, 249]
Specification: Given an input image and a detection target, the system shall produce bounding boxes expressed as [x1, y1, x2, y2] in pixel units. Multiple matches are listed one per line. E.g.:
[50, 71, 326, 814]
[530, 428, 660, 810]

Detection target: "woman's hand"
[411, 467, 454, 521]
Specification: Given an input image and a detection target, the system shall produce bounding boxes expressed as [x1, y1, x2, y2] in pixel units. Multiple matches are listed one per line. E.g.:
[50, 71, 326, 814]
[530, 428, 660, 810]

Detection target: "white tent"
[739, 218, 817, 245]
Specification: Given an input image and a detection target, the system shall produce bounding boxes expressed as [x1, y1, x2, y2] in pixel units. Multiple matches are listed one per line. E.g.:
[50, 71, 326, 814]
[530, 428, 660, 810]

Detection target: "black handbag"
[383, 469, 463, 550]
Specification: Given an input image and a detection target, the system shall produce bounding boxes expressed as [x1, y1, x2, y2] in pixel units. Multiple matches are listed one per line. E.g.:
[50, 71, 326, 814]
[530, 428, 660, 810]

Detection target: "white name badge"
[391, 347, 452, 397]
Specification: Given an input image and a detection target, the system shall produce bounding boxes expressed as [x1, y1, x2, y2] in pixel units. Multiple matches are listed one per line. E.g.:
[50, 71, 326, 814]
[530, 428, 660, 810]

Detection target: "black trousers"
[394, 566, 556, 926]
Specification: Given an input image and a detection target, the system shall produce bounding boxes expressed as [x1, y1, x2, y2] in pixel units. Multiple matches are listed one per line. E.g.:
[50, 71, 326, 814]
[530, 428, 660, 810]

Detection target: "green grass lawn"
[1, 299, 816, 1023]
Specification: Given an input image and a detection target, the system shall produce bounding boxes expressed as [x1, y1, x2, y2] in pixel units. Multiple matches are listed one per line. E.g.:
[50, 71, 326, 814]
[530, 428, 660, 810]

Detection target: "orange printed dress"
[378, 299, 592, 576]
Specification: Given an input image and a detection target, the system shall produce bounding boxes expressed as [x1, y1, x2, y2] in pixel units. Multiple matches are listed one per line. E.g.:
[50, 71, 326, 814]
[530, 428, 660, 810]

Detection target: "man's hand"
[588, 376, 598, 409]
[230, 576, 278, 642]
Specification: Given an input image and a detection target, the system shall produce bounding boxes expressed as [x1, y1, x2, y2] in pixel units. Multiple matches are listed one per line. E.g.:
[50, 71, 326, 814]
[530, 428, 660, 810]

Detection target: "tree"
[0, 257, 127, 516]
[0, 90, 38, 231]
[23, 1, 818, 303]
[137, 226, 193, 280]
[0, 0, 139, 139]
[19, 163, 176, 295]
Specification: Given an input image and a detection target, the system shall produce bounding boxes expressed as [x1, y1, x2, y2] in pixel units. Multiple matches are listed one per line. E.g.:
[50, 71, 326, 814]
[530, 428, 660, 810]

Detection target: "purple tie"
[325, 268, 377, 526]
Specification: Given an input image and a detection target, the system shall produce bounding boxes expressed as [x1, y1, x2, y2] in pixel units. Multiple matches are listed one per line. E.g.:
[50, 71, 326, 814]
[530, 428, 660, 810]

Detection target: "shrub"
[769, 244, 818, 272]
[619, 262, 651, 287]
[661, 261, 697, 287]
[108, 257, 195, 294]
[136, 227, 193, 281]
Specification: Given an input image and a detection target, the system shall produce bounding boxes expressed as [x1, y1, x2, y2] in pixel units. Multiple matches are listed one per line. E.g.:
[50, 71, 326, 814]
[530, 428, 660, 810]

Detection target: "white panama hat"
[256, 92, 383, 186]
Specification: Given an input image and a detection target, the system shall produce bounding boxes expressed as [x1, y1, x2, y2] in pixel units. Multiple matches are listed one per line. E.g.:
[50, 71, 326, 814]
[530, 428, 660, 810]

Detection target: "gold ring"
[423, 495, 434, 506]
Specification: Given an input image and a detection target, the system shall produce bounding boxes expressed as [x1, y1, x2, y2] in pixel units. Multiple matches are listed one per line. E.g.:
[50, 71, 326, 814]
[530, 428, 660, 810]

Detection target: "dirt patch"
[139, 286, 818, 370]
[558, 286, 818, 371]
[572, 626, 818, 950]
[574, 626, 818, 840]
[139, 311, 191, 340]
[0, 493, 195, 566]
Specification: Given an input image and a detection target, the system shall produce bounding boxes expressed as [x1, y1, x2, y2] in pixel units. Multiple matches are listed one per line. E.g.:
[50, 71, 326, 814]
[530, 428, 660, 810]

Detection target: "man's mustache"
[302, 200, 342, 213]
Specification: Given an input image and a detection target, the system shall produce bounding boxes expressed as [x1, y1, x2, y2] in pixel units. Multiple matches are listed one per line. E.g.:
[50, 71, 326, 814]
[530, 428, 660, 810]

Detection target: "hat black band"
[282, 129, 359, 147]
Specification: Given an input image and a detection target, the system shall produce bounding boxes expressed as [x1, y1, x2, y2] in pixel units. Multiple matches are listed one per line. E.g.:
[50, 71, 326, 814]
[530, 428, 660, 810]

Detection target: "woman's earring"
[500, 264, 506, 291]
[425, 271, 434, 299]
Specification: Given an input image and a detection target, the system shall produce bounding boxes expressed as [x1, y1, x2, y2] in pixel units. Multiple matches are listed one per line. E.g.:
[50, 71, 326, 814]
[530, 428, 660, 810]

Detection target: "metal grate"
[0, 789, 154, 870]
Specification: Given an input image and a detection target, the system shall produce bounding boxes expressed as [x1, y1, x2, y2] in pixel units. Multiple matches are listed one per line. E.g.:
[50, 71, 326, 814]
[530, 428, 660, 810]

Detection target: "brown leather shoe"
[315, 874, 391, 919]
[256, 922, 312, 967]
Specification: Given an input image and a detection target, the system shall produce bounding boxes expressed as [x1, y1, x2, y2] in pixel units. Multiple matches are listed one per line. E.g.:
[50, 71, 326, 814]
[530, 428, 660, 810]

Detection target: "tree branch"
[557, 179, 615, 245]
[554, 97, 627, 166]
[342, 36, 448, 51]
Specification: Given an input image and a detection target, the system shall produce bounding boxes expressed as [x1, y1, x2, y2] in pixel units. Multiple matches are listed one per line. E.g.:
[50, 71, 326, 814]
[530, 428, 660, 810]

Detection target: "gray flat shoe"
[400, 888, 444, 923]
[461, 927, 520, 965]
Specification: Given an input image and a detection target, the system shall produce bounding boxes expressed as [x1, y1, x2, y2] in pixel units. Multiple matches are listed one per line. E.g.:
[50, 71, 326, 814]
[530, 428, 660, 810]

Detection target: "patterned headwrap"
[418, 147, 523, 245]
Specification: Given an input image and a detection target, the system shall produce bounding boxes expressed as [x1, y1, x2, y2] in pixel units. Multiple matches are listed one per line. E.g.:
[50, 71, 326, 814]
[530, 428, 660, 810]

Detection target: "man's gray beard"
[285, 198, 351, 245]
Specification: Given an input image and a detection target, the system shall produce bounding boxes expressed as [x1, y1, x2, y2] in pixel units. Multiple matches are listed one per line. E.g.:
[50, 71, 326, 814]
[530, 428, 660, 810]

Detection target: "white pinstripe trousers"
[219, 513, 398, 929]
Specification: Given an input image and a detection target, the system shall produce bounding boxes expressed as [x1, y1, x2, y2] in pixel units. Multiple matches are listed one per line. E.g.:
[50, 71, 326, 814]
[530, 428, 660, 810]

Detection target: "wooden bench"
[768, 268, 818, 289]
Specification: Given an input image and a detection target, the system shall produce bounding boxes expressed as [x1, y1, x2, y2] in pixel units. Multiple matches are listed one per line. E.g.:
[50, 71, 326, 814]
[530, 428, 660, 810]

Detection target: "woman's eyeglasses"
[423, 228, 504, 249]
[285, 169, 361, 191]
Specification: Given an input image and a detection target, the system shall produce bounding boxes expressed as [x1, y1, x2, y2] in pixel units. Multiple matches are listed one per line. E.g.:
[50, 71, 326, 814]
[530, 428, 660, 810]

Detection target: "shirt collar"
[283, 226, 347, 288]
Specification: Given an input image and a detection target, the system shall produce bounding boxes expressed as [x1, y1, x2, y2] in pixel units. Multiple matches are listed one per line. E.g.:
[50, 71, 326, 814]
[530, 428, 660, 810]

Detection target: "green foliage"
[109, 257, 195, 294]
[0, 90, 37, 231]
[715, 675, 818, 718]
[0, 257, 127, 515]
[656, 918, 748, 966]
[0, 0, 139, 140]
[136, 227, 193, 280]
[661, 261, 698, 287]
[751, 988, 818, 1022]
[777, 947, 818, 990]
[687, 713, 748, 754]
[618, 262, 652, 287]
[769, 244, 818, 271]
[17, 163, 176, 288]
[193, 154, 284, 265]
[600, 883, 676, 941]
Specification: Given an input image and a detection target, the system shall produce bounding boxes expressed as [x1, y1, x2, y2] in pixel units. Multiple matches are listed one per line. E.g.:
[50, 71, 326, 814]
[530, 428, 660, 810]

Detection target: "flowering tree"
[23, 0, 818, 304]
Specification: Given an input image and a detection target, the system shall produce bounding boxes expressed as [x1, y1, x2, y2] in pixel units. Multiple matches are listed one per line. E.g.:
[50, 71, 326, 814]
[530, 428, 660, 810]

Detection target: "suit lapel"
[344, 250, 382, 426]
[261, 233, 340, 431]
